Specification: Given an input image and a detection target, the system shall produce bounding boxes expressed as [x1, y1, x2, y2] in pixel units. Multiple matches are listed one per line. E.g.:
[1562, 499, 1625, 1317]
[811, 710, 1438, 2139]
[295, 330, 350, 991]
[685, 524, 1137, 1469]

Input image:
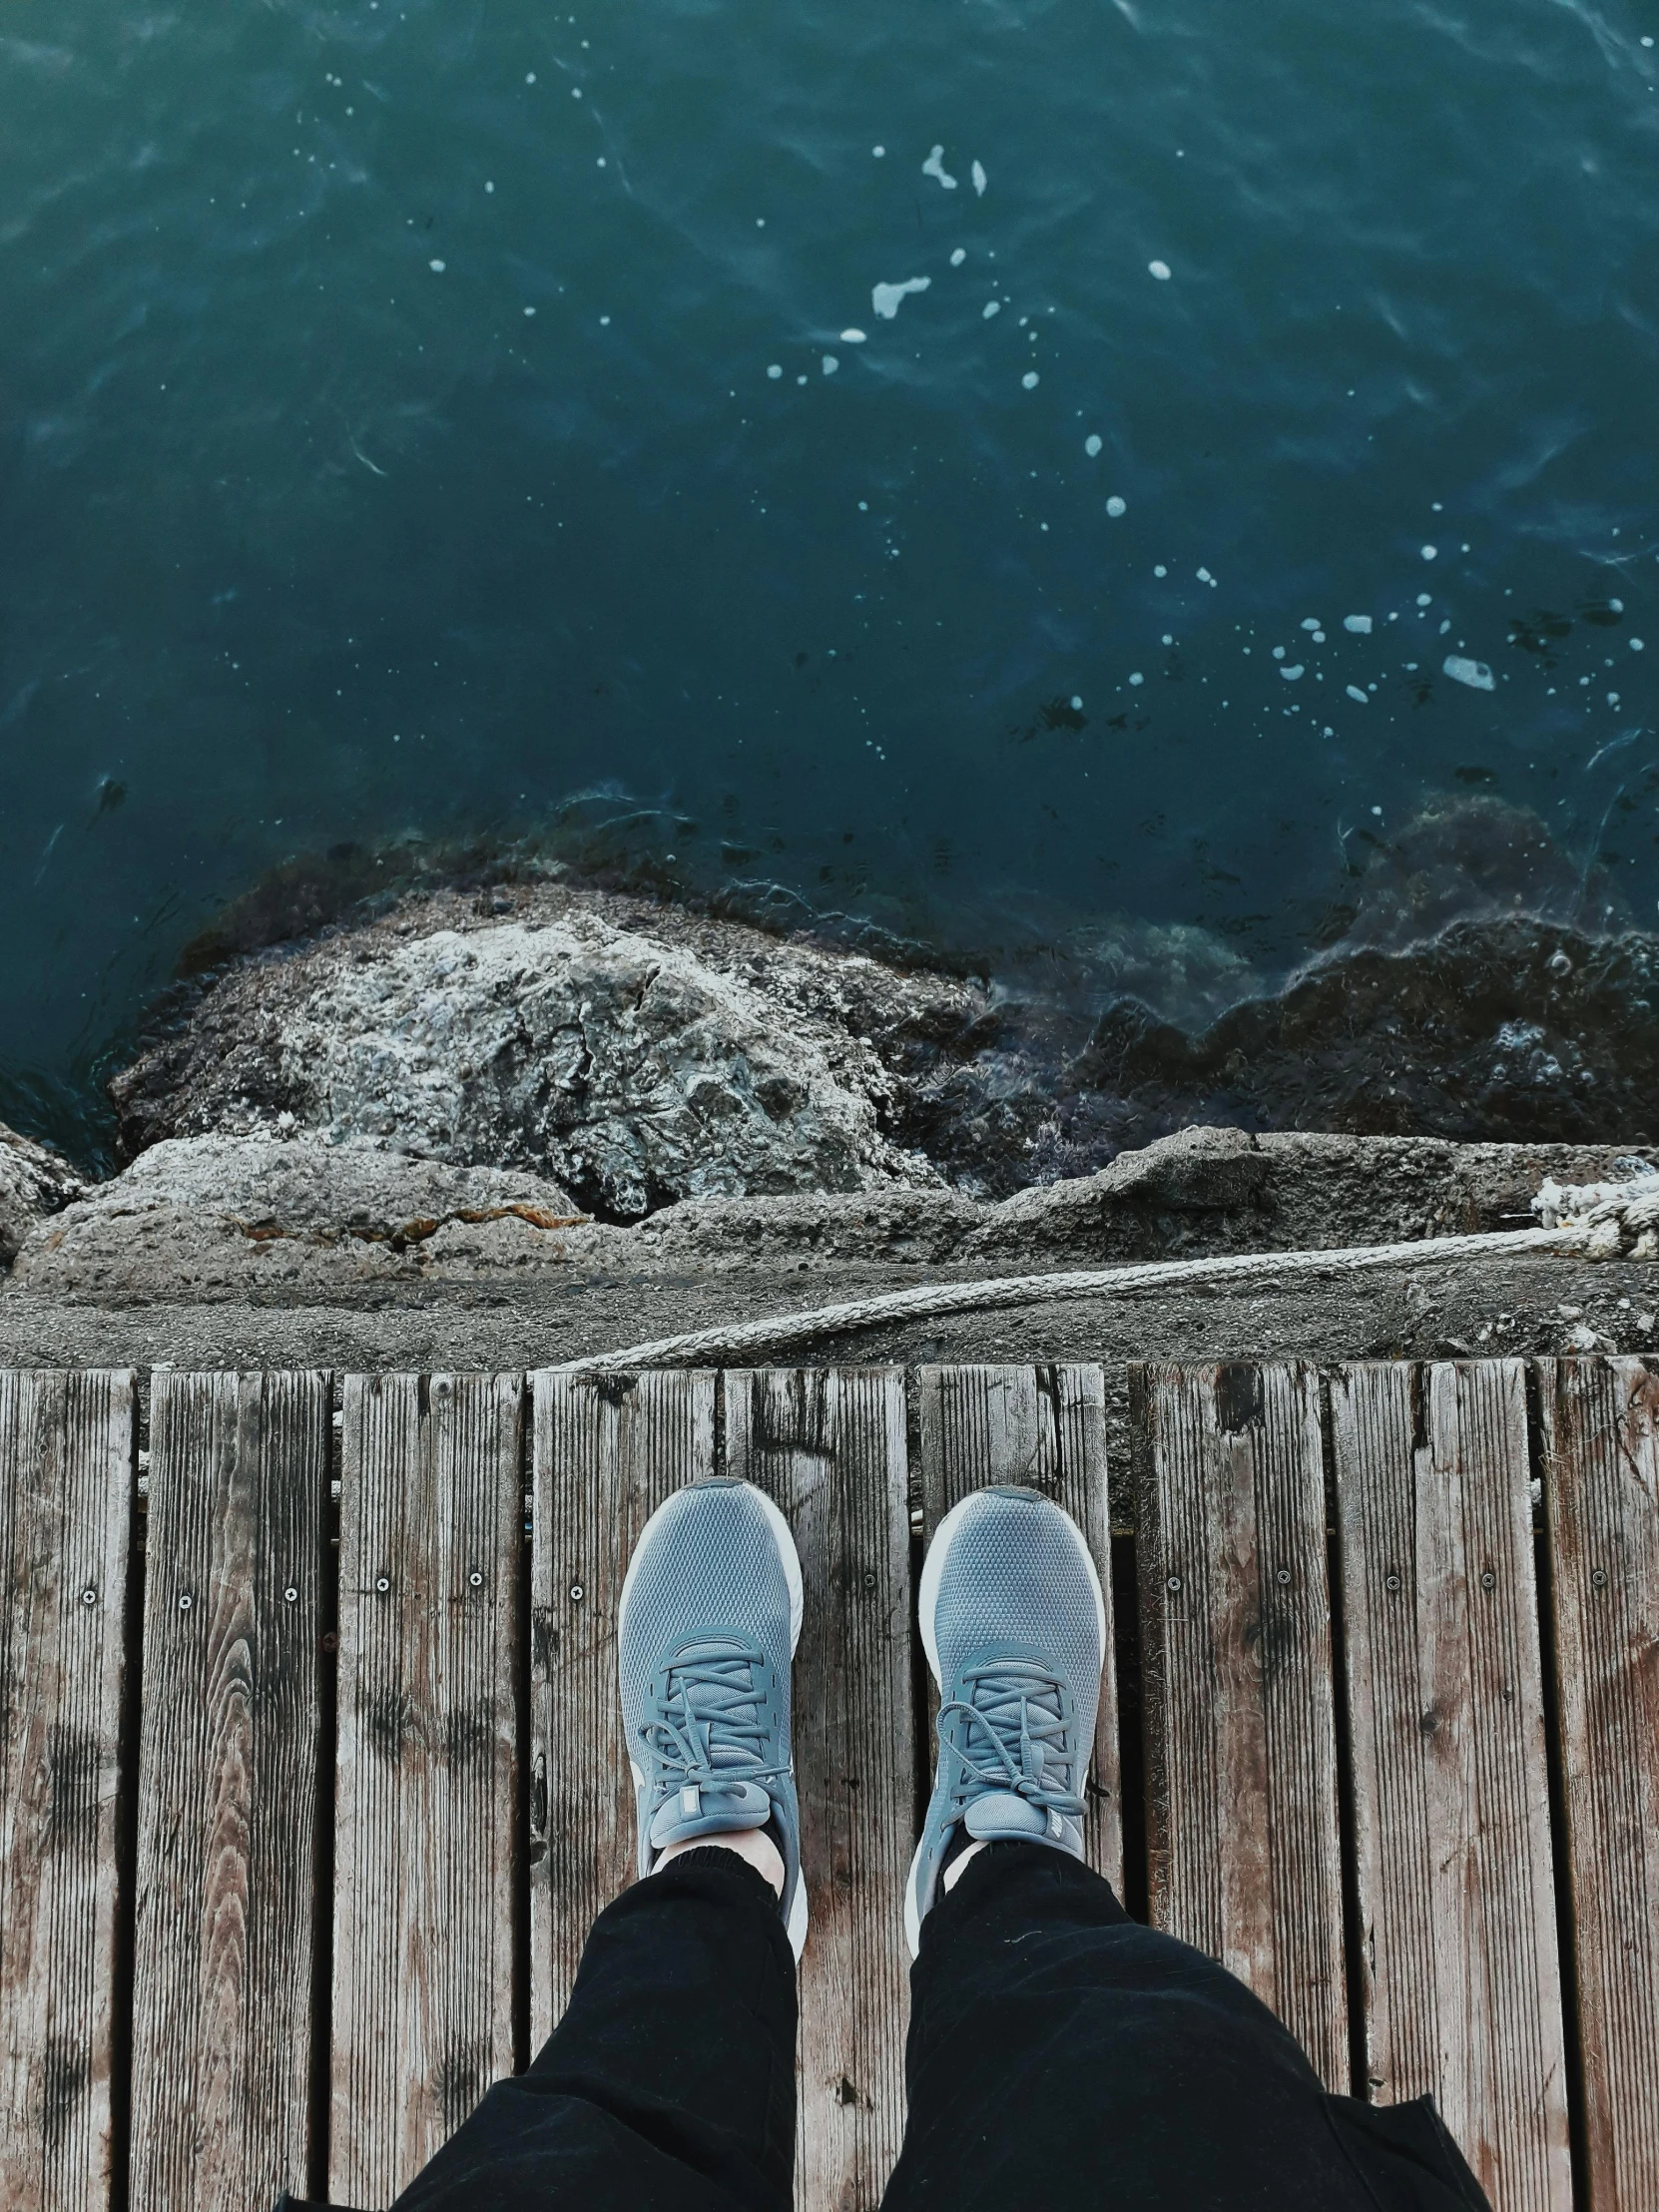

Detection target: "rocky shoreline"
[2, 858, 1657, 1386]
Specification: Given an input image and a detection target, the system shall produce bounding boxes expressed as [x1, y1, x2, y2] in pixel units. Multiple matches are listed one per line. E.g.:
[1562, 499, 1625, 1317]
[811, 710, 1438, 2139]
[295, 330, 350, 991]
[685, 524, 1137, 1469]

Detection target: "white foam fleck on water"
[1196, 566, 1214, 584]
[1084, 433, 1103, 456]
[1346, 684, 1369, 704]
[1421, 544, 1437, 560]
[767, 363, 783, 379]
[1344, 614, 1373, 634]
[1154, 564, 1168, 577]
[982, 300, 1001, 319]
[524, 305, 536, 316]
[1022, 371, 1040, 388]
[527, 71, 538, 83]
[922, 146, 958, 190]
[1273, 646, 1286, 659]
[1129, 672, 1145, 686]
[872, 277, 930, 318]
[1416, 592, 1432, 607]
[485, 181, 495, 194]
[1162, 634, 1174, 645]
[1443, 655, 1494, 691]
[1149, 260, 1172, 280]
[1071, 695, 1083, 710]
[1106, 495, 1127, 516]
[950, 248, 966, 267]
[872, 145, 885, 157]
[1281, 664, 1305, 681]
[1301, 618, 1321, 631]
[971, 161, 987, 195]
[1632, 638, 1646, 652]
[823, 355, 838, 375]
[428, 258, 445, 272]
[840, 328, 867, 343]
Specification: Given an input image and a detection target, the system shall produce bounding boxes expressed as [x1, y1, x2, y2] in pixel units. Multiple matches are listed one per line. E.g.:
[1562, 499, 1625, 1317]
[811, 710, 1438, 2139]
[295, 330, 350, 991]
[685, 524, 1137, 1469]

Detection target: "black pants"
[287, 1843, 1489, 2211]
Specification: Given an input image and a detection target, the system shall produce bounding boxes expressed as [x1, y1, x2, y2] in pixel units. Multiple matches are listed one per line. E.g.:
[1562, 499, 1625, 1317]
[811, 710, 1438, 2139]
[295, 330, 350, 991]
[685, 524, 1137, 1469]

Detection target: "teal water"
[3, 0, 1657, 1157]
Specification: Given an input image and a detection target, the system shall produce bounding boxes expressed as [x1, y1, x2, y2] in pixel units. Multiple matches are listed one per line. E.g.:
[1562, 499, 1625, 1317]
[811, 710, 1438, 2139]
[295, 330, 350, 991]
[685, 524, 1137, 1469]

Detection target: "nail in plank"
[0, 1372, 134, 2212]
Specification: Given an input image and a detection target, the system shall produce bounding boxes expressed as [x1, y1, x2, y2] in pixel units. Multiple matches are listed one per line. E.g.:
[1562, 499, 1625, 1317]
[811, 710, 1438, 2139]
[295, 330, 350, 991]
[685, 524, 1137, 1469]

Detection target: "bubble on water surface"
[872, 277, 930, 318]
[1149, 260, 1172, 280]
[1421, 544, 1437, 560]
[1106, 495, 1127, 516]
[1344, 615, 1373, 633]
[1022, 371, 1039, 388]
[1346, 685, 1370, 704]
[983, 300, 1001, 319]
[950, 248, 966, 267]
[767, 364, 783, 378]
[1085, 434, 1103, 456]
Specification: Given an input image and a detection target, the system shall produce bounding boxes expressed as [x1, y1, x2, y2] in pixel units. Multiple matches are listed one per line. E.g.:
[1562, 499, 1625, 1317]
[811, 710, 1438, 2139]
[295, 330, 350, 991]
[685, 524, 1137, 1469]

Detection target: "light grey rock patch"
[112, 887, 976, 1220]
[12, 1133, 582, 1301]
[1, 1120, 86, 1267]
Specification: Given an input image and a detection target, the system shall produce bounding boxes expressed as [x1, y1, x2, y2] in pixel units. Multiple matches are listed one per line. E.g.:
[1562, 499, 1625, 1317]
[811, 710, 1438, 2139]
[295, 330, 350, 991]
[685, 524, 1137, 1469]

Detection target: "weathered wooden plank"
[725, 1370, 912, 2212]
[528, 1370, 716, 2046]
[0, 1372, 133, 2212]
[1333, 1361, 1571, 2212]
[128, 1371, 329, 2212]
[1536, 1357, 1659, 2212]
[915, 1364, 1122, 1892]
[1132, 1361, 1347, 2087]
[331, 1374, 523, 2209]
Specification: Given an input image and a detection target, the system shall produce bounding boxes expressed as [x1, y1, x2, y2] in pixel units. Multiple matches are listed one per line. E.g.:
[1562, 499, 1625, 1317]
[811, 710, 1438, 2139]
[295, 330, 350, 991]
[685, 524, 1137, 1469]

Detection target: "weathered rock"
[10, 1134, 581, 1300]
[111, 885, 982, 1221]
[11, 1122, 1650, 1305]
[0, 1120, 85, 1266]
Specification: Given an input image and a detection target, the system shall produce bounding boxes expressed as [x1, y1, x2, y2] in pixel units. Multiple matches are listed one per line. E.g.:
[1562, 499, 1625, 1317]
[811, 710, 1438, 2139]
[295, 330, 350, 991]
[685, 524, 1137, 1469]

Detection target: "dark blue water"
[3, 0, 1657, 1157]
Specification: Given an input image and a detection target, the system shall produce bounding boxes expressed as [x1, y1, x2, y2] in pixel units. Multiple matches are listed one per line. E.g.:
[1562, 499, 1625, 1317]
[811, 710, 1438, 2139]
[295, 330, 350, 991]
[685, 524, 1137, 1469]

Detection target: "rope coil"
[554, 1170, 1658, 1377]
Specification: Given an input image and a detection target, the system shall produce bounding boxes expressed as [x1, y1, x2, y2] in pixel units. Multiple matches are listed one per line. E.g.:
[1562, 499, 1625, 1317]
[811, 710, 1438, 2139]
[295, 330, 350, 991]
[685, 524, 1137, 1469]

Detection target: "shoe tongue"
[963, 1790, 1049, 1842]
[649, 1777, 772, 1852]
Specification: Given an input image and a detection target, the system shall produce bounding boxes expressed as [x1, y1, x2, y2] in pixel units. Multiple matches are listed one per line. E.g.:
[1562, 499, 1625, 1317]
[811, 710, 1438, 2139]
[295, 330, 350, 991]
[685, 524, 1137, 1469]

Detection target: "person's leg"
[286, 1479, 808, 2212]
[887, 1486, 1490, 2212]
[389, 1840, 796, 2212]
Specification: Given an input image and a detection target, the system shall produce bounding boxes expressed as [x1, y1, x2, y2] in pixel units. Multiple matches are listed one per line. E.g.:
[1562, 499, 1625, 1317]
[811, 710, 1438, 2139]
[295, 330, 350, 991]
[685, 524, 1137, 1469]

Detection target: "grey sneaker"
[905, 1484, 1106, 1954]
[617, 1478, 808, 1956]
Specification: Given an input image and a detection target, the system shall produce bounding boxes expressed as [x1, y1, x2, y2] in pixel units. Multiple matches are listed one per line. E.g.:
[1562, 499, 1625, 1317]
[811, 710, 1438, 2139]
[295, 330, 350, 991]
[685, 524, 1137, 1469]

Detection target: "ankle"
[940, 1835, 990, 1896]
[655, 1825, 787, 1899]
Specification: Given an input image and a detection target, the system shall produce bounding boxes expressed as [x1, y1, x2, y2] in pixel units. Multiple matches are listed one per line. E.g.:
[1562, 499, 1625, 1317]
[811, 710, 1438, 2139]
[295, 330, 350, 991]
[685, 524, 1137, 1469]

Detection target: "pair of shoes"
[618, 1477, 1106, 1961]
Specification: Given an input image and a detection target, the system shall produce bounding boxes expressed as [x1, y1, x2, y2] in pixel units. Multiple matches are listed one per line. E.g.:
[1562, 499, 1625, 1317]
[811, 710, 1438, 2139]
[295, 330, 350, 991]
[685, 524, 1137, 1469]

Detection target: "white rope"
[552, 1174, 1659, 1377]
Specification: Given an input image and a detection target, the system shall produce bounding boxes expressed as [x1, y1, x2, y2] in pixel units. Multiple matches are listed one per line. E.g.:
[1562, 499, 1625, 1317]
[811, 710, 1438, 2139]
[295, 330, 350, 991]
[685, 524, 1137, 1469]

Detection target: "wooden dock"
[2, 1360, 1656, 2212]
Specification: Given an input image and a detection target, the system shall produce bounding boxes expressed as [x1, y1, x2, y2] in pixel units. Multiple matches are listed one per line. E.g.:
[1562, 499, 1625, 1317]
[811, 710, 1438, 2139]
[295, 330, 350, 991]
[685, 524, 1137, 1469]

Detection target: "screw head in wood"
[1385, 1572, 1401, 1592]
[862, 1571, 877, 1590]
[1166, 1574, 1182, 1593]
[1591, 1567, 1609, 1588]
[569, 1582, 585, 1603]
[376, 1575, 390, 1593]
[179, 1593, 193, 1611]
[1480, 1569, 1496, 1591]
[1275, 1567, 1292, 1586]
[469, 1570, 484, 1588]
[283, 1586, 298, 1603]
[81, 1586, 97, 1606]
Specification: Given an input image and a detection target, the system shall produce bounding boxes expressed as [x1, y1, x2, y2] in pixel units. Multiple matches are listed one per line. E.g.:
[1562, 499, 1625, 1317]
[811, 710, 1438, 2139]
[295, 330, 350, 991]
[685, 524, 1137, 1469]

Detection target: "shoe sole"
[617, 1478, 810, 1958]
[905, 1485, 1107, 1956]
